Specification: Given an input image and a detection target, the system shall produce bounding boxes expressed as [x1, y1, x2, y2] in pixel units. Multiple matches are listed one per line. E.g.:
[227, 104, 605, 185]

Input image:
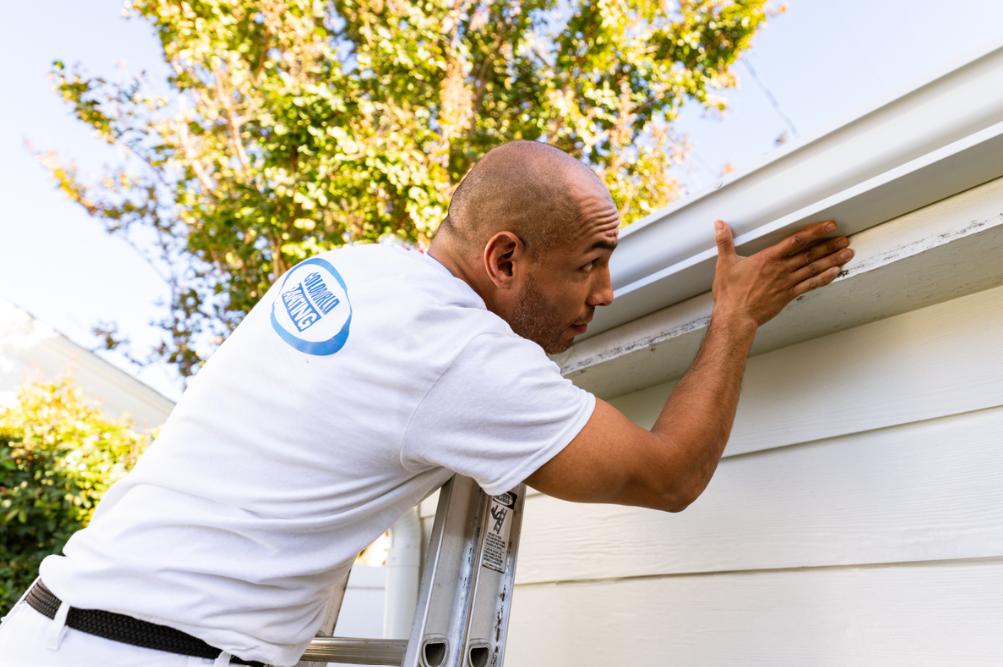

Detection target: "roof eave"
[584, 35, 1003, 340]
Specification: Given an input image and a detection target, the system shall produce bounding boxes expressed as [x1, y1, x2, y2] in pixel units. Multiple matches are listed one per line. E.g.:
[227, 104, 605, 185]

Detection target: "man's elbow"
[659, 493, 696, 513]
[656, 480, 705, 513]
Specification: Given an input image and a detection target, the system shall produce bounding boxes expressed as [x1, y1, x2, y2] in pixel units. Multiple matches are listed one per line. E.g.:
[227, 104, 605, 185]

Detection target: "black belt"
[25, 581, 266, 666]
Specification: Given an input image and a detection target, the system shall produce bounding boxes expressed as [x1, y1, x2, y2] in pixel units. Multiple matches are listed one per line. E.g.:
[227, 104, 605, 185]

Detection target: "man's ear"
[483, 231, 527, 289]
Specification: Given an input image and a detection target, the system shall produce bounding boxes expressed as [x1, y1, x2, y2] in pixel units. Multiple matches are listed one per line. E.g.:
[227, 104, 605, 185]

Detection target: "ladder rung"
[299, 637, 408, 665]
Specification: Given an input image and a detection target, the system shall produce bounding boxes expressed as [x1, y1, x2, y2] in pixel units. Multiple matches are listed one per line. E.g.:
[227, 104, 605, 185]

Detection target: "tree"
[39, 0, 773, 380]
[0, 377, 153, 615]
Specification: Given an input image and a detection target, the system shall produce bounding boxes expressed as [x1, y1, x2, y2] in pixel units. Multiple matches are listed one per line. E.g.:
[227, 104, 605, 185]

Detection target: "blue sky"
[2, 0, 1002, 401]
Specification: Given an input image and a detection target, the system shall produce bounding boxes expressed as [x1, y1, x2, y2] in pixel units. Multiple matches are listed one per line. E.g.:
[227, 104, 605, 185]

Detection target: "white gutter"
[383, 507, 421, 640]
[585, 35, 1003, 339]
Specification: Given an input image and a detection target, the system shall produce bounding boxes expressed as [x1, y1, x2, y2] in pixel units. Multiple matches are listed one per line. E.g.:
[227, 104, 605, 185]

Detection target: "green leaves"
[0, 378, 153, 615]
[40, 0, 770, 380]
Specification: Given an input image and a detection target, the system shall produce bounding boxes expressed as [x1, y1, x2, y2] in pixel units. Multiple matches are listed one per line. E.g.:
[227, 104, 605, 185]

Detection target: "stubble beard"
[509, 275, 591, 355]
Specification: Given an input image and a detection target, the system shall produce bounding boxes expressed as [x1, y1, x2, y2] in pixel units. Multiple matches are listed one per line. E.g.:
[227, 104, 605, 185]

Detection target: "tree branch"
[215, 70, 251, 173]
[252, 26, 273, 86]
[176, 117, 219, 201]
[467, 27, 508, 142]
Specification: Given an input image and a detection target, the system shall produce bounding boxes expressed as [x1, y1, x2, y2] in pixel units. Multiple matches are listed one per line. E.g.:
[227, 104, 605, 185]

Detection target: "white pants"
[0, 602, 224, 667]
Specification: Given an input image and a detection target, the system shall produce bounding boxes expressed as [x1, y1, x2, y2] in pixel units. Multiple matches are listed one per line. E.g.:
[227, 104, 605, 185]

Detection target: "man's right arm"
[524, 220, 854, 512]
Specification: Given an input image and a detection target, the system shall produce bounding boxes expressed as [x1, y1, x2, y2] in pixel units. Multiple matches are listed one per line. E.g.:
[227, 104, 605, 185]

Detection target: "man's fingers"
[789, 246, 853, 285]
[791, 265, 841, 298]
[714, 220, 736, 259]
[788, 235, 849, 269]
[775, 220, 838, 258]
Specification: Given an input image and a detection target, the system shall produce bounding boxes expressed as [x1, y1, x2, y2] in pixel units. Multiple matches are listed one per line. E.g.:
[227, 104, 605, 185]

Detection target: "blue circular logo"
[270, 257, 352, 355]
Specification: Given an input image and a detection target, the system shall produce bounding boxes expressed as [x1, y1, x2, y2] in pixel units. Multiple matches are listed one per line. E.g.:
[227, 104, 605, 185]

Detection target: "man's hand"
[712, 220, 853, 329]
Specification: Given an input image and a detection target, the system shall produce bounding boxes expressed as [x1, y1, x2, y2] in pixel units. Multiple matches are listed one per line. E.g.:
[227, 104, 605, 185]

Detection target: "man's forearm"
[649, 310, 757, 505]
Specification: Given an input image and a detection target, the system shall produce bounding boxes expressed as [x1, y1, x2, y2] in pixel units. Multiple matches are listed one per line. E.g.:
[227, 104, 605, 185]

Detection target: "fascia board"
[586, 35, 1003, 339]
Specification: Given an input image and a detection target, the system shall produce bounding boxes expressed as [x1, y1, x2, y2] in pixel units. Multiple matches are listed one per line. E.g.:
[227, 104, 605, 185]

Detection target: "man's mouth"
[569, 319, 592, 336]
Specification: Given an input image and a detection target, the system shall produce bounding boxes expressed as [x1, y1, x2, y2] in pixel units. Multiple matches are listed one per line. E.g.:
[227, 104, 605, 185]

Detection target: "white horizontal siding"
[506, 558, 1003, 666]
[516, 404, 1003, 584]
[506, 242, 1003, 663]
[609, 280, 1003, 458]
[332, 565, 386, 639]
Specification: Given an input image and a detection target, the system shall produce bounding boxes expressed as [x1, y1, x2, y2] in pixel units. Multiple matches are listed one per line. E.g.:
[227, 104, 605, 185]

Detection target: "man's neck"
[427, 239, 496, 312]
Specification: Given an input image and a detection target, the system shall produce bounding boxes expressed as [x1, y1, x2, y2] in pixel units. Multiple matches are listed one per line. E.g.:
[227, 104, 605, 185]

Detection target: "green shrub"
[0, 377, 152, 614]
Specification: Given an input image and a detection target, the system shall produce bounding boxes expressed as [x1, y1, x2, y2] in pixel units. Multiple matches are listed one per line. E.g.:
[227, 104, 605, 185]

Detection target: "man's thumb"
[714, 220, 735, 258]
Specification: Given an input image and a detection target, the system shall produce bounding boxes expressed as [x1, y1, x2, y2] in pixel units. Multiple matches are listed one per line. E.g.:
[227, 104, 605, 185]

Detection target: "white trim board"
[515, 405, 1003, 585]
[558, 174, 1003, 399]
[506, 558, 1003, 667]
[584, 36, 1003, 339]
[0, 297, 175, 427]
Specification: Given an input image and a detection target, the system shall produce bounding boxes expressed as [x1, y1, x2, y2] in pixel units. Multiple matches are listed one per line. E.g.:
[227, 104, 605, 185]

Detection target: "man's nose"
[587, 268, 614, 307]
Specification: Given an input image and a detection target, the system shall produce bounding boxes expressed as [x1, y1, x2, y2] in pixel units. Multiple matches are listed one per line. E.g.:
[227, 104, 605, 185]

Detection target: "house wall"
[293, 564, 386, 667]
[0, 297, 174, 428]
[495, 184, 1003, 665]
[332, 565, 386, 640]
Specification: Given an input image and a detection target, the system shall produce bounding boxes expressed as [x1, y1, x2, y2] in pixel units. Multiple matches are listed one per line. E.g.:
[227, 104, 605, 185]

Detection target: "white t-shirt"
[40, 244, 594, 667]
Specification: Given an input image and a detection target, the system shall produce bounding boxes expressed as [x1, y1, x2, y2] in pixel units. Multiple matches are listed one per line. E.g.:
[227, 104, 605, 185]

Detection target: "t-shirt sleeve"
[399, 332, 596, 496]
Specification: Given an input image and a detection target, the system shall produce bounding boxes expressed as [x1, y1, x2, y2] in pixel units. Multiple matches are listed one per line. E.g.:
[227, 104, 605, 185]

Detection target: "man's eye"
[582, 261, 595, 271]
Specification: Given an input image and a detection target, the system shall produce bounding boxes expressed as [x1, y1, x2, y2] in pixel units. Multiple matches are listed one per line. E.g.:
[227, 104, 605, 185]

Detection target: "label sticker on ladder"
[482, 492, 517, 573]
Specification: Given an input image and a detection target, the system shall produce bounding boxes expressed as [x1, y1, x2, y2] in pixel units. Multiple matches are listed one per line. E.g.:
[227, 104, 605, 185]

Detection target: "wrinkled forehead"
[566, 178, 620, 251]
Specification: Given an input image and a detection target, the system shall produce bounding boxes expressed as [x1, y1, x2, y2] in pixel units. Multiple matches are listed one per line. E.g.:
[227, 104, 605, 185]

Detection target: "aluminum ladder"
[297, 475, 526, 667]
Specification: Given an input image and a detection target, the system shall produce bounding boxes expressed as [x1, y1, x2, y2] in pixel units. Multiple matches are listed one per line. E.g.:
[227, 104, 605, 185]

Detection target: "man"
[0, 141, 852, 666]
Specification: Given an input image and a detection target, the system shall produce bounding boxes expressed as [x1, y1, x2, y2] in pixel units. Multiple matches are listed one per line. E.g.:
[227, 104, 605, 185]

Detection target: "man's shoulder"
[315, 245, 487, 313]
[285, 243, 511, 345]
[320, 245, 472, 293]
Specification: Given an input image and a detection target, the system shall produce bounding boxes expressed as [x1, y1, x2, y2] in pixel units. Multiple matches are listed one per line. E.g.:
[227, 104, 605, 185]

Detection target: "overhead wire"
[741, 58, 801, 139]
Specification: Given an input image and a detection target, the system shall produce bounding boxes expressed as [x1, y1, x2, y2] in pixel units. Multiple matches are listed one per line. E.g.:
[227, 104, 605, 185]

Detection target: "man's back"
[38, 244, 593, 666]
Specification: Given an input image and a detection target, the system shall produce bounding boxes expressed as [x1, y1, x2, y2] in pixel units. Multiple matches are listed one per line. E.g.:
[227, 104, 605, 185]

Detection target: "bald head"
[428, 141, 619, 352]
[439, 141, 609, 258]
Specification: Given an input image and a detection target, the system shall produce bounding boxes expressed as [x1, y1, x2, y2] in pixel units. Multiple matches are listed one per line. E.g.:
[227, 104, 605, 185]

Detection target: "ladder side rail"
[463, 484, 526, 667]
[402, 475, 486, 667]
